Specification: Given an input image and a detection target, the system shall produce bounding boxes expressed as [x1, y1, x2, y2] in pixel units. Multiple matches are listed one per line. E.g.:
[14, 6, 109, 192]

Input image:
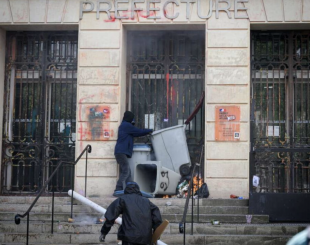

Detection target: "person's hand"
[99, 234, 106, 242]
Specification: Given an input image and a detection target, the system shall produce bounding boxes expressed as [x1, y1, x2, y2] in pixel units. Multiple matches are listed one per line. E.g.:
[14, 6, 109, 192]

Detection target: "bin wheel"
[179, 164, 191, 176]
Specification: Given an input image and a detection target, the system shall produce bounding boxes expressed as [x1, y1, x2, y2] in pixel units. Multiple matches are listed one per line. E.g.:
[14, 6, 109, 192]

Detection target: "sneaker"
[113, 190, 124, 197]
[99, 234, 105, 242]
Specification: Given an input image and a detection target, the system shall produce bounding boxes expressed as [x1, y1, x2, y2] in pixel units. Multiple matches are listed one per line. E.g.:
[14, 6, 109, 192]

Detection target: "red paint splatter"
[104, 13, 116, 22]
[166, 73, 169, 119]
[138, 10, 157, 18]
[103, 9, 161, 22]
[78, 95, 95, 149]
[171, 80, 179, 120]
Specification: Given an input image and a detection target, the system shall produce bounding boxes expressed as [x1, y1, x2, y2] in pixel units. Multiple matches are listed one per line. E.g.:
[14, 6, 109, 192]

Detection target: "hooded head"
[123, 111, 134, 123]
[124, 181, 142, 195]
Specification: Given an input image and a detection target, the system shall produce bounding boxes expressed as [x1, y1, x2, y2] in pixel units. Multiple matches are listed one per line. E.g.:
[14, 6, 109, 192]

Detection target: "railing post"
[70, 162, 75, 219]
[51, 189, 54, 234]
[179, 163, 196, 241]
[26, 213, 29, 245]
[70, 145, 91, 218]
[197, 144, 204, 223]
[85, 149, 88, 197]
[191, 175, 194, 235]
[183, 222, 186, 245]
[197, 163, 200, 223]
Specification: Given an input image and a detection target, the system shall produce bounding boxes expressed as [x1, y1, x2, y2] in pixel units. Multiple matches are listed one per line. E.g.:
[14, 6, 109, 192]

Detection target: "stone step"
[0, 212, 269, 224]
[165, 214, 269, 224]
[163, 234, 291, 245]
[0, 196, 72, 205]
[0, 233, 292, 245]
[0, 204, 249, 215]
[84, 198, 249, 207]
[0, 196, 249, 207]
[0, 221, 306, 236]
[170, 206, 249, 215]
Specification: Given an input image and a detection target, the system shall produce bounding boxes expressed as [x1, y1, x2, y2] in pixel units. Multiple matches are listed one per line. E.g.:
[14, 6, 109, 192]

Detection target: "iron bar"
[70, 144, 92, 217]
[26, 213, 29, 245]
[85, 149, 88, 197]
[183, 222, 186, 245]
[51, 190, 54, 234]
[70, 163, 74, 219]
[197, 144, 204, 223]
[288, 32, 294, 193]
[179, 163, 197, 244]
[191, 172, 194, 235]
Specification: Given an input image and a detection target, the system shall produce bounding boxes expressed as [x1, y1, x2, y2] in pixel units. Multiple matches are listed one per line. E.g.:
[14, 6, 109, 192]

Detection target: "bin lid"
[151, 125, 185, 136]
[133, 144, 151, 152]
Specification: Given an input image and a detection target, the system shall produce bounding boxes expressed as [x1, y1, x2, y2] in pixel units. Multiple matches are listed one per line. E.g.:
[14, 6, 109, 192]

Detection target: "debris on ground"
[230, 194, 243, 199]
[177, 180, 189, 198]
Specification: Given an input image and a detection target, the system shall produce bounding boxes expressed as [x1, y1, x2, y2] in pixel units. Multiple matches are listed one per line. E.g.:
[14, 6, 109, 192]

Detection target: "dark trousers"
[115, 153, 132, 191]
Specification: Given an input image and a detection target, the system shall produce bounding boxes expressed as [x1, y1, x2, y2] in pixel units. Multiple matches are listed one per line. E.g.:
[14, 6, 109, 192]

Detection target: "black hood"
[124, 182, 142, 195]
[123, 111, 134, 123]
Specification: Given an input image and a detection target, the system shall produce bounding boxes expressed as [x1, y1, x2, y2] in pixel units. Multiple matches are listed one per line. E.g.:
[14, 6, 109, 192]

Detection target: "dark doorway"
[1, 32, 78, 194]
[250, 31, 310, 221]
[127, 31, 205, 164]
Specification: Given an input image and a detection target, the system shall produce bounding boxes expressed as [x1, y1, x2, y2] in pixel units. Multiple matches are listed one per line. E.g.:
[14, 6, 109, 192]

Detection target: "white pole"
[68, 190, 167, 245]
[68, 190, 122, 224]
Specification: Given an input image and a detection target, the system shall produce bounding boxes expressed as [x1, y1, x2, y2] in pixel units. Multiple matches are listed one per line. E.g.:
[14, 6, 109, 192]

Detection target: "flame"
[163, 195, 170, 198]
[190, 176, 204, 194]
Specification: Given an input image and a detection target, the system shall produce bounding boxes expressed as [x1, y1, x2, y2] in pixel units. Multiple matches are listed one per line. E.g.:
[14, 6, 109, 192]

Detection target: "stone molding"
[1, 0, 310, 24]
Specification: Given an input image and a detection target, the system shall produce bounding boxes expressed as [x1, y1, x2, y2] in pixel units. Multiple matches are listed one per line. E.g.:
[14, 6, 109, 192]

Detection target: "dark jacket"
[114, 121, 152, 158]
[101, 183, 162, 244]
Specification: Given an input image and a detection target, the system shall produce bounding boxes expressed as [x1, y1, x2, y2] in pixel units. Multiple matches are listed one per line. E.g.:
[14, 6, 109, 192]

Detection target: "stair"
[0, 196, 307, 245]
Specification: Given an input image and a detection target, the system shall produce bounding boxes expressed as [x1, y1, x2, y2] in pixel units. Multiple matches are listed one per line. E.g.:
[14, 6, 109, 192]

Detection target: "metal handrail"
[179, 143, 204, 245]
[14, 144, 92, 245]
[70, 144, 92, 218]
[178, 91, 205, 244]
[178, 163, 198, 234]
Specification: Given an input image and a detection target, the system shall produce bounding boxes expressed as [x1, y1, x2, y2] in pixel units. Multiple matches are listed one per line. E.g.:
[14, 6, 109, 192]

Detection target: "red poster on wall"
[215, 106, 241, 141]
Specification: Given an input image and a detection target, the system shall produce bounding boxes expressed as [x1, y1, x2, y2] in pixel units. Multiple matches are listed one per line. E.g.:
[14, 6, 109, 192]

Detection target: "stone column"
[0, 28, 6, 191]
[205, 12, 250, 198]
[76, 12, 122, 196]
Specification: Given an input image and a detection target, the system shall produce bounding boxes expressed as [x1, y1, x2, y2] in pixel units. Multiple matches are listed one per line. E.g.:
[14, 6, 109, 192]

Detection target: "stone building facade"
[0, 0, 309, 201]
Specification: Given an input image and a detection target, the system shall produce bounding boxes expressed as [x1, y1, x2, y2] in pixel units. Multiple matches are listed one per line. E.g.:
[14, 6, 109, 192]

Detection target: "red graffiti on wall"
[79, 95, 95, 148]
[104, 9, 161, 22]
[78, 105, 114, 141]
[166, 73, 169, 119]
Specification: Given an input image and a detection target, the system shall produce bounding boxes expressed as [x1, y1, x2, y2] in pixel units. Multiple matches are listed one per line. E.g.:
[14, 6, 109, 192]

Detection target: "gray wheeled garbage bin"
[134, 161, 181, 195]
[151, 125, 191, 174]
[128, 144, 151, 180]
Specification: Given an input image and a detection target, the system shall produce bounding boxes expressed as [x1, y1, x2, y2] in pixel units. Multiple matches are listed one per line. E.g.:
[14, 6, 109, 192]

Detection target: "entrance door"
[1, 32, 78, 194]
[250, 31, 310, 221]
[127, 31, 205, 162]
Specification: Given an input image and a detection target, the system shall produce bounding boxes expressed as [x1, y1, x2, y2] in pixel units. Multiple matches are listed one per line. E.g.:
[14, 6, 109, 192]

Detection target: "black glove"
[99, 233, 106, 242]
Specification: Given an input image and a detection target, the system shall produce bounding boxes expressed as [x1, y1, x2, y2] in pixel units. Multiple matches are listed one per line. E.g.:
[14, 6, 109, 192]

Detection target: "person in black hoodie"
[99, 182, 162, 245]
[114, 111, 152, 194]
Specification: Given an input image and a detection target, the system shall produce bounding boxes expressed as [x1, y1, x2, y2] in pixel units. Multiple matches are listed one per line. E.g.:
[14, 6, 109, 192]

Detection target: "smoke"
[73, 213, 104, 225]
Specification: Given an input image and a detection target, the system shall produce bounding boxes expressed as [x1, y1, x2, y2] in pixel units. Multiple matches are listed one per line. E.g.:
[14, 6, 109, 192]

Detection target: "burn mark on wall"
[79, 105, 114, 141]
